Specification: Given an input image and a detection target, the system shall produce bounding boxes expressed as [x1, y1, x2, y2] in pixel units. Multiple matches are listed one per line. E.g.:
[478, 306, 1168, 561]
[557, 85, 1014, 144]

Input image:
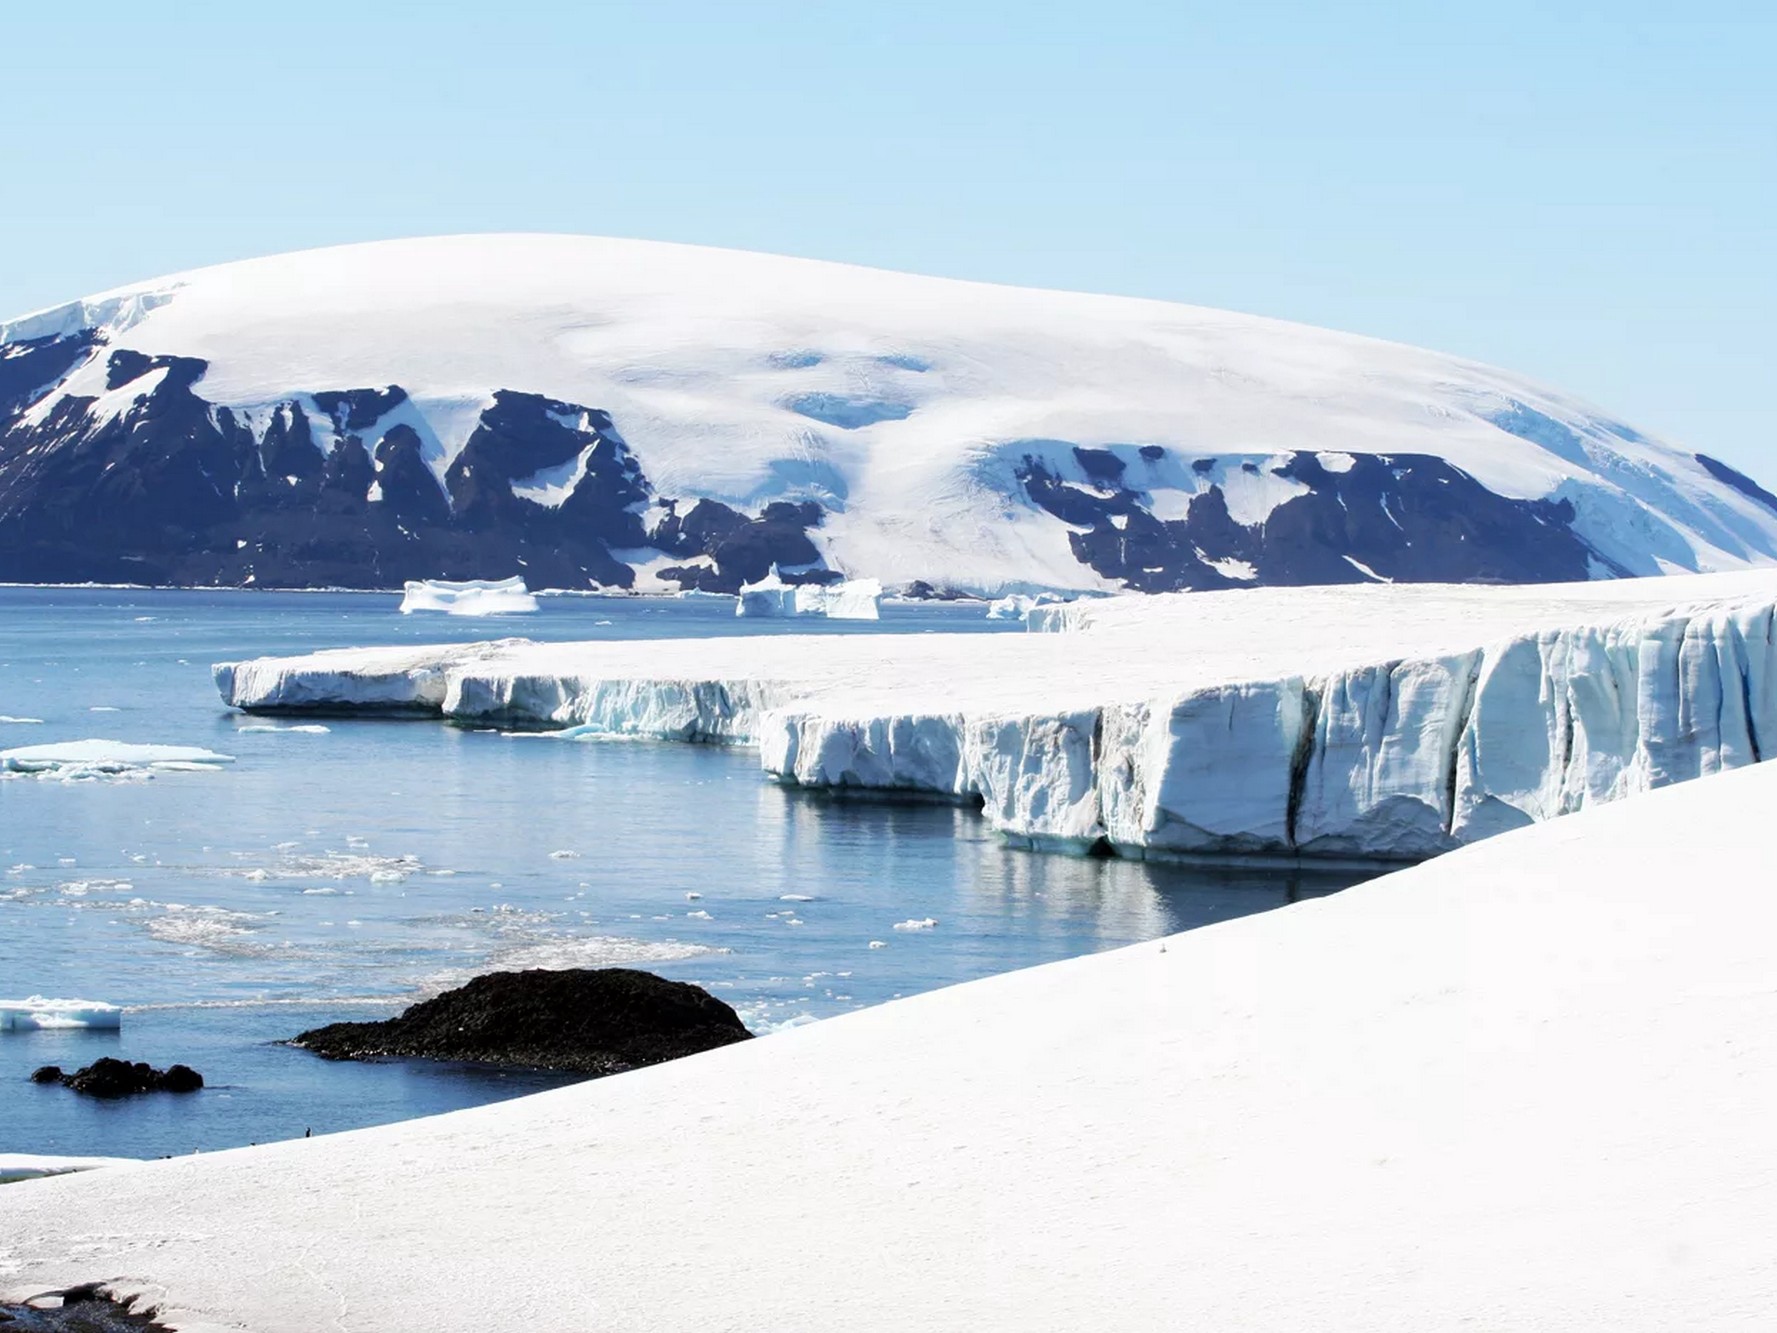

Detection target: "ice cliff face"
[768, 601, 1775, 860]
[216, 572, 1777, 862]
[7, 234, 1777, 592]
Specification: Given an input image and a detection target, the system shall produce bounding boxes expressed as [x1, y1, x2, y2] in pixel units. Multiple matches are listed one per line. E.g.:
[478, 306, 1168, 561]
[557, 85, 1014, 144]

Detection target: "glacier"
[6, 758, 1777, 1331]
[399, 576, 539, 616]
[216, 570, 1777, 862]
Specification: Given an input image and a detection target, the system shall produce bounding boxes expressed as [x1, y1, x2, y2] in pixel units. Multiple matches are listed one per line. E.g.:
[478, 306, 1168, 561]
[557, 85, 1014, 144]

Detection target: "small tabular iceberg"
[0, 740, 234, 778]
[736, 577, 882, 620]
[400, 577, 539, 616]
[0, 996, 123, 1031]
[985, 592, 1064, 622]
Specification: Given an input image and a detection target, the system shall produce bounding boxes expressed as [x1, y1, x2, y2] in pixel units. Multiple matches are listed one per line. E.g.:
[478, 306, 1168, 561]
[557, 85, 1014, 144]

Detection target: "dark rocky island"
[292, 967, 753, 1076]
[29, 1059, 203, 1099]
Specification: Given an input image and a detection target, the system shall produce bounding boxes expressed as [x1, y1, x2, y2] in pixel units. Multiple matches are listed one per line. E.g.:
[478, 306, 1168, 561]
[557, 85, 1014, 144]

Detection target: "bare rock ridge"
[0, 338, 827, 591]
[292, 968, 754, 1075]
[0, 1285, 171, 1332]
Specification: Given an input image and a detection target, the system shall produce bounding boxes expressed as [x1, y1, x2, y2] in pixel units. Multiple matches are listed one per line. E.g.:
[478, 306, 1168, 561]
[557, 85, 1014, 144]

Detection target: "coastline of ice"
[736, 577, 881, 620]
[399, 577, 539, 616]
[216, 571, 1777, 862]
[0, 996, 123, 1031]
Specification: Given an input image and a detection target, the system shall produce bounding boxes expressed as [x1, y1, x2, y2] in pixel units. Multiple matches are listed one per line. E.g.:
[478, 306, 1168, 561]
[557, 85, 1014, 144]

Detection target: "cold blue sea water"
[0, 588, 1357, 1160]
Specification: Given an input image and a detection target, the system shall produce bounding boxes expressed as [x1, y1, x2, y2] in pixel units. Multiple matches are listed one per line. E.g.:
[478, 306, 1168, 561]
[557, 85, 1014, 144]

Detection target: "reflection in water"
[0, 588, 1373, 1158]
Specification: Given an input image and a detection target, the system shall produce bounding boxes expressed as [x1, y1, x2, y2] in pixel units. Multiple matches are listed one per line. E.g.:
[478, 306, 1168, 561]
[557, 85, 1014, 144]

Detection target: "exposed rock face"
[8, 234, 1777, 594]
[292, 968, 753, 1076]
[1016, 446, 1601, 592]
[0, 344, 828, 591]
[0, 1284, 172, 1332]
[29, 1059, 203, 1099]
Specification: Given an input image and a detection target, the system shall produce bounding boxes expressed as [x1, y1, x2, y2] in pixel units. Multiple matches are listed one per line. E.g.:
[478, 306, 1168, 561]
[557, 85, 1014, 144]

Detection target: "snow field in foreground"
[218, 570, 1777, 861]
[5, 758, 1777, 1331]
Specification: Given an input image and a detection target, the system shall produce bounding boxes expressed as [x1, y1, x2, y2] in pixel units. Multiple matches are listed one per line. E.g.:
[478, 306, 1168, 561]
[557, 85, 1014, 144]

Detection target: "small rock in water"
[292, 967, 752, 1076]
[30, 1057, 204, 1099]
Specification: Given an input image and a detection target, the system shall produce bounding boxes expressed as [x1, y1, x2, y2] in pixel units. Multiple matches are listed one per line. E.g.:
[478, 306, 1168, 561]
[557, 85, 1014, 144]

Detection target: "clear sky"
[7, 1, 1773, 476]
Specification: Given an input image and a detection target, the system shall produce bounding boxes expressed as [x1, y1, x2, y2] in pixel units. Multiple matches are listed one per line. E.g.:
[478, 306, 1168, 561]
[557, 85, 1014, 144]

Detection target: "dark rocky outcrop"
[1697, 453, 1777, 516]
[0, 1285, 171, 1332]
[29, 1059, 203, 1099]
[0, 341, 833, 591]
[1018, 447, 1602, 592]
[7, 324, 1730, 596]
[292, 967, 753, 1076]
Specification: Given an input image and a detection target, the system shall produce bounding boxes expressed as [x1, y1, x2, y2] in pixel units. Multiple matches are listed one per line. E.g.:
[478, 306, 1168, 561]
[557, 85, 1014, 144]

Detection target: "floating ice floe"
[736, 576, 881, 620]
[235, 722, 331, 734]
[0, 740, 234, 779]
[892, 917, 939, 931]
[399, 577, 539, 616]
[0, 996, 123, 1031]
[0, 715, 44, 724]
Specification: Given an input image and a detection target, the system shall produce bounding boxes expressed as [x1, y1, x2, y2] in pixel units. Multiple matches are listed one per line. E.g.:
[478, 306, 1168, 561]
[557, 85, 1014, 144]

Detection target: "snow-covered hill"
[6, 760, 1777, 1331]
[3, 234, 1776, 591]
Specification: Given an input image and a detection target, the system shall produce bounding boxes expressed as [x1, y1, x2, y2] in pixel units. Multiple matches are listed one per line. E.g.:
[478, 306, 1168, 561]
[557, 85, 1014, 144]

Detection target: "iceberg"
[5, 761, 1777, 1330]
[217, 570, 1777, 862]
[985, 591, 1063, 621]
[0, 740, 234, 779]
[0, 997, 123, 1031]
[399, 577, 539, 616]
[736, 577, 881, 620]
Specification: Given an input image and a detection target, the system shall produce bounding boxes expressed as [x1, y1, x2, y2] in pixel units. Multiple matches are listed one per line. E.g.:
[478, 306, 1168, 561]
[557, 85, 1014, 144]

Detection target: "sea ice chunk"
[0, 996, 123, 1031]
[399, 577, 539, 616]
[985, 592, 1063, 621]
[0, 740, 234, 778]
[736, 577, 881, 620]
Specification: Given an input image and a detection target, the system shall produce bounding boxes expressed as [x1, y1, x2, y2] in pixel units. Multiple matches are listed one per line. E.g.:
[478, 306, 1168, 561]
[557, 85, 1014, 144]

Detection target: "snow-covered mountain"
[2, 233, 1774, 592]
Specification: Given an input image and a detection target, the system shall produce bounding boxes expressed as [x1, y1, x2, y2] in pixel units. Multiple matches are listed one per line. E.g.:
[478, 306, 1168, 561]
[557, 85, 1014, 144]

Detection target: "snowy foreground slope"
[5, 234, 1777, 591]
[7, 762, 1777, 1332]
[220, 570, 1777, 860]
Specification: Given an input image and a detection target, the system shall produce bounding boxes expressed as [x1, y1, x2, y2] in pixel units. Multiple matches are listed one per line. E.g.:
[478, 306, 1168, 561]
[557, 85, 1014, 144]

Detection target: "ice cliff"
[216, 572, 1777, 862]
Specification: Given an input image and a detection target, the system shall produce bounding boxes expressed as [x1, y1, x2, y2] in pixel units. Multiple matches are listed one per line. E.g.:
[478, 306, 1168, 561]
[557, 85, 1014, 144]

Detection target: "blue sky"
[7, 1, 1773, 476]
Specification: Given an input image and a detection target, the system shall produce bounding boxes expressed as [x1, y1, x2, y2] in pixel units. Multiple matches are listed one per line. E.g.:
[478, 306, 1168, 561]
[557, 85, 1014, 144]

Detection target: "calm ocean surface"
[0, 588, 1355, 1159]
